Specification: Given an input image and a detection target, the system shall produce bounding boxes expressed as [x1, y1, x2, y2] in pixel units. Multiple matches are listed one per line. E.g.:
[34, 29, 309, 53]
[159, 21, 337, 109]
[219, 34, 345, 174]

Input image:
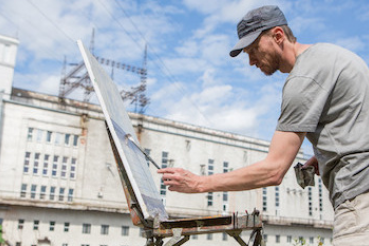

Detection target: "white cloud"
[335, 36, 366, 53]
[175, 40, 200, 57]
[160, 57, 207, 75]
[2, 0, 369, 154]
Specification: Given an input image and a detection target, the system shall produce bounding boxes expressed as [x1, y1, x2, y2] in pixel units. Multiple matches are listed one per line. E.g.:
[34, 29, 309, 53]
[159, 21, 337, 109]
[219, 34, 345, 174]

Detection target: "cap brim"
[229, 30, 262, 57]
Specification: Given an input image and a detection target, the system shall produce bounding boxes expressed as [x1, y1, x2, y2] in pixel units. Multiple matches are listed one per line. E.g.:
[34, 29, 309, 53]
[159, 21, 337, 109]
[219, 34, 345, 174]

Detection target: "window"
[20, 184, 27, 198]
[222, 232, 228, 241]
[68, 189, 74, 202]
[23, 152, 31, 173]
[192, 234, 198, 240]
[40, 186, 46, 199]
[55, 132, 62, 145]
[275, 186, 280, 211]
[287, 235, 292, 243]
[27, 127, 34, 141]
[223, 161, 229, 173]
[223, 192, 228, 202]
[207, 192, 213, 206]
[160, 152, 169, 196]
[308, 187, 313, 216]
[73, 135, 79, 147]
[298, 236, 304, 244]
[208, 159, 214, 175]
[262, 188, 267, 212]
[52, 156, 59, 177]
[59, 188, 65, 201]
[82, 223, 91, 234]
[101, 225, 109, 235]
[64, 134, 71, 146]
[309, 237, 314, 244]
[36, 129, 43, 142]
[31, 185, 37, 199]
[46, 131, 52, 143]
[319, 179, 323, 212]
[61, 157, 68, 178]
[43, 154, 50, 176]
[70, 158, 77, 179]
[276, 235, 280, 243]
[121, 226, 129, 236]
[33, 153, 40, 175]
[207, 233, 213, 240]
[222, 192, 228, 212]
[50, 186, 56, 200]
[33, 220, 39, 230]
[18, 219, 24, 229]
[49, 221, 55, 231]
[64, 222, 70, 232]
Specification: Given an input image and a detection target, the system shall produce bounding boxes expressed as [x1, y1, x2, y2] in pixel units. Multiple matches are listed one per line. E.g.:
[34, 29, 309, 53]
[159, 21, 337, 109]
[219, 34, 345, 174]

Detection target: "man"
[158, 5, 369, 245]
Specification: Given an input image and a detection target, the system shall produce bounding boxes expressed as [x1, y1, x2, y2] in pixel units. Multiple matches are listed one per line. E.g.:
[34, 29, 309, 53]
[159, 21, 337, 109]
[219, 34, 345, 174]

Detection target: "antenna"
[58, 31, 149, 113]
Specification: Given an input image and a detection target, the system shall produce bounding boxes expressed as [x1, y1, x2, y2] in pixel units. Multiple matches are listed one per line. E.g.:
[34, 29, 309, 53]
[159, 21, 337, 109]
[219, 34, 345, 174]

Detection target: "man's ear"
[272, 27, 284, 45]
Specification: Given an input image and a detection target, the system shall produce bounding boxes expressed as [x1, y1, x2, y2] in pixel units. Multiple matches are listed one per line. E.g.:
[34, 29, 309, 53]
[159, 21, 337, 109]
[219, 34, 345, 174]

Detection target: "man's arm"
[158, 131, 306, 193]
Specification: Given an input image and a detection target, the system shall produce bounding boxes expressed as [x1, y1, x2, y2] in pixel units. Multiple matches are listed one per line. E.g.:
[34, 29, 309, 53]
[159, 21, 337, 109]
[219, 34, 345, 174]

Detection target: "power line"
[110, 0, 214, 126]
[27, 0, 75, 43]
[3, 0, 213, 126]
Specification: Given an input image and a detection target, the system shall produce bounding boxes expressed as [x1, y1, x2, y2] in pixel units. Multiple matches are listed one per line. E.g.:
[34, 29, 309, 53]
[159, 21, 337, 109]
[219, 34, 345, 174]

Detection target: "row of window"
[159, 151, 168, 196]
[17, 219, 131, 236]
[20, 184, 74, 202]
[23, 152, 77, 179]
[207, 159, 229, 207]
[27, 127, 79, 147]
[195, 233, 327, 244]
[263, 185, 324, 216]
[263, 234, 327, 244]
[14, 218, 329, 245]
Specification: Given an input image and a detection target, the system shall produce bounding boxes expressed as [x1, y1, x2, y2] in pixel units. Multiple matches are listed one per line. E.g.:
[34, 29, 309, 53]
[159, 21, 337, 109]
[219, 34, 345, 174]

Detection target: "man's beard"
[259, 51, 280, 76]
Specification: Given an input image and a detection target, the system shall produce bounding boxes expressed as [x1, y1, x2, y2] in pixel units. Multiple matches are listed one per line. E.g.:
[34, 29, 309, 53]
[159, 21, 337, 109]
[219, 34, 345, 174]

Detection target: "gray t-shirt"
[277, 43, 369, 208]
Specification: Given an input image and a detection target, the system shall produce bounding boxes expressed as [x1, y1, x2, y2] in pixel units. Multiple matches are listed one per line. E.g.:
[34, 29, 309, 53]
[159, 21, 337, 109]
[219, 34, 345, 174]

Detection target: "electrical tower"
[59, 31, 149, 114]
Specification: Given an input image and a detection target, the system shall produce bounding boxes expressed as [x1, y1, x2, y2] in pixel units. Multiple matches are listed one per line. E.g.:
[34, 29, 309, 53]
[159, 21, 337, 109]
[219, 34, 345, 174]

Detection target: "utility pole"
[59, 30, 149, 113]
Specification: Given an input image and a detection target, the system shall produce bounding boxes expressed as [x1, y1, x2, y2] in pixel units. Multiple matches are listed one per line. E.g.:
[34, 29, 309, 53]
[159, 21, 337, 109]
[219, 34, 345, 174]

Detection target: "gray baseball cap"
[229, 5, 288, 57]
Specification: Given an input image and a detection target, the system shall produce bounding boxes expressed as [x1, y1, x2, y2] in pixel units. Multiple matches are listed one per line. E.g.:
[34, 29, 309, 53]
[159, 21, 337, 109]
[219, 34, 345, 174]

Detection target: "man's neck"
[280, 42, 312, 73]
[295, 42, 312, 57]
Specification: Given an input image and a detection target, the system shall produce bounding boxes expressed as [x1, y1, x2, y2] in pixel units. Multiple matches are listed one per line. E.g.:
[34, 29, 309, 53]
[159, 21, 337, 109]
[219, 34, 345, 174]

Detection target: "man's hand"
[157, 168, 205, 193]
[302, 156, 320, 176]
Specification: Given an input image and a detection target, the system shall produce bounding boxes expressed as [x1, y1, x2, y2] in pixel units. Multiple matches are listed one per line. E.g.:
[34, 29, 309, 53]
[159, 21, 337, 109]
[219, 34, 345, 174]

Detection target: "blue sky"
[1, 0, 369, 157]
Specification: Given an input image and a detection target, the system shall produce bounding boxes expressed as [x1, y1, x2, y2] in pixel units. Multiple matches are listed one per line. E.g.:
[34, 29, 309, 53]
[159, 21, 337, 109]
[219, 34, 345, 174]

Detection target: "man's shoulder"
[306, 43, 354, 57]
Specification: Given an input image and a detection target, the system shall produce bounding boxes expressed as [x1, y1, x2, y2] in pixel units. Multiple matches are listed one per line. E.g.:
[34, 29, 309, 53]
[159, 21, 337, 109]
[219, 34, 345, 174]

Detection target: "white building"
[0, 34, 333, 246]
[0, 34, 19, 100]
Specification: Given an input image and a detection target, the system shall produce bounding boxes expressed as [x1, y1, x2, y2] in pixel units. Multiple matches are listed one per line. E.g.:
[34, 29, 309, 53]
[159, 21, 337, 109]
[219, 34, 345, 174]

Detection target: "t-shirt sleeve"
[276, 76, 330, 133]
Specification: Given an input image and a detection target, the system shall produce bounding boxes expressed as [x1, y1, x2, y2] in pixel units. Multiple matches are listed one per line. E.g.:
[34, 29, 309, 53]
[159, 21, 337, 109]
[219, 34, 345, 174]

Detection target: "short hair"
[280, 25, 297, 43]
[263, 25, 297, 43]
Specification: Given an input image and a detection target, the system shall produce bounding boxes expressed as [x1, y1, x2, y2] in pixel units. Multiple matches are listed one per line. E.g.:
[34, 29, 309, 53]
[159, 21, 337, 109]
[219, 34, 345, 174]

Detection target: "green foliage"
[0, 225, 5, 243]
[292, 236, 324, 246]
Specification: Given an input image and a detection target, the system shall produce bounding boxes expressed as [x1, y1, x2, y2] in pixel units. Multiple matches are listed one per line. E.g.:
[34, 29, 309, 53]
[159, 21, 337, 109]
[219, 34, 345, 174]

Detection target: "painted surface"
[78, 41, 167, 222]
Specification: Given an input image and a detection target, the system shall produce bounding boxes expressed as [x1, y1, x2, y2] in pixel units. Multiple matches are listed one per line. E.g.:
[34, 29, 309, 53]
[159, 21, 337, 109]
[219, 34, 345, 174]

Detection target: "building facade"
[0, 34, 334, 246]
